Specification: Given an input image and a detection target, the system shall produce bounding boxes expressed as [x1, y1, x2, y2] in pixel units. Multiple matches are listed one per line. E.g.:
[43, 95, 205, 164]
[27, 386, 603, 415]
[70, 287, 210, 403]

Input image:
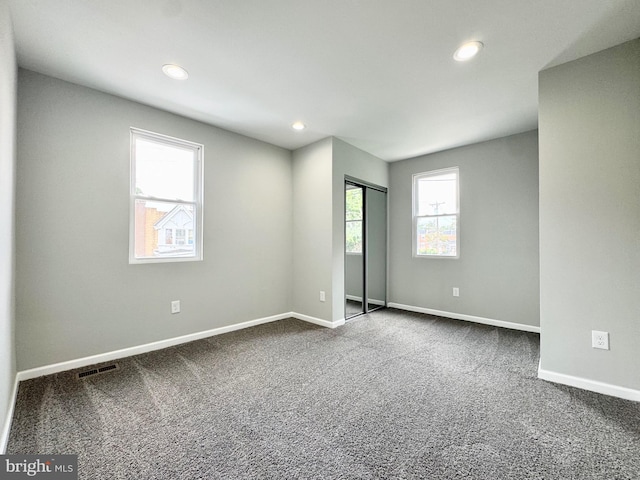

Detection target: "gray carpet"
[7, 309, 640, 479]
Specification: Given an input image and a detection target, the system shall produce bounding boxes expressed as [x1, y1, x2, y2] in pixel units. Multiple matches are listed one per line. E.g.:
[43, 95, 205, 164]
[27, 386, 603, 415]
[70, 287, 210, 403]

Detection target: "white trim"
[15, 311, 344, 382]
[129, 127, 204, 264]
[538, 364, 640, 402]
[17, 313, 291, 381]
[412, 166, 460, 259]
[291, 312, 345, 329]
[0, 375, 19, 454]
[4, 311, 340, 450]
[388, 302, 540, 333]
[345, 295, 385, 306]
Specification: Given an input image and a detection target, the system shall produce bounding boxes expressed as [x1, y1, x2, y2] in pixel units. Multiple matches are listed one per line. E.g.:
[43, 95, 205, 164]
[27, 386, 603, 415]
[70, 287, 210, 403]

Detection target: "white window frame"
[412, 167, 460, 259]
[129, 127, 204, 264]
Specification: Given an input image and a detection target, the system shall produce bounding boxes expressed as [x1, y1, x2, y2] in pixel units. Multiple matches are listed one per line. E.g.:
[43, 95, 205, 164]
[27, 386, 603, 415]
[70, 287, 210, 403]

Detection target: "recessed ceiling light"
[291, 121, 306, 131]
[162, 64, 189, 80]
[453, 41, 483, 62]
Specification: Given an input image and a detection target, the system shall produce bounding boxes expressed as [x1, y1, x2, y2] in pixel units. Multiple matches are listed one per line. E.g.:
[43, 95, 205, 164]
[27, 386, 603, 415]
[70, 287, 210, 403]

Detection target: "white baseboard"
[345, 295, 385, 306]
[2, 311, 343, 451]
[0, 375, 19, 454]
[387, 302, 540, 333]
[17, 312, 294, 382]
[16, 311, 344, 382]
[292, 312, 345, 329]
[538, 364, 640, 402]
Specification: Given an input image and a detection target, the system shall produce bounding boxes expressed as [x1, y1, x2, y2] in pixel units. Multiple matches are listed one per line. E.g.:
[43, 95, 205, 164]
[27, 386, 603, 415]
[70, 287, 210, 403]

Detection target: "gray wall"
[539, 39, 640, 390]
[16, 70, 293, 370]
[292, 137, 388, 323]
[0, 2, 16, 451]
[389, 131, 540, 328]
[332, 138, 388, 321]
[292, 138, 334, 321]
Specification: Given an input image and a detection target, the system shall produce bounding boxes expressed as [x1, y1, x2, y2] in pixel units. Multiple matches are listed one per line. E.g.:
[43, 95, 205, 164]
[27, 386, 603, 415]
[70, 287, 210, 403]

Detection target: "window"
[130, 128, 203, 263]
[346, 185, 363, 254]
[413, 167, 459, 258]
[176, 229, 186, 245]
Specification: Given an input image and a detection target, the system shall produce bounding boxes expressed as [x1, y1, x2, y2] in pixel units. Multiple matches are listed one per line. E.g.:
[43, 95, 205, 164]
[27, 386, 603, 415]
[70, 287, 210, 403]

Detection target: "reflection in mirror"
[345, 179, 387, 320]
[366, 188, 386, 312]
[345, 184, 364, 318]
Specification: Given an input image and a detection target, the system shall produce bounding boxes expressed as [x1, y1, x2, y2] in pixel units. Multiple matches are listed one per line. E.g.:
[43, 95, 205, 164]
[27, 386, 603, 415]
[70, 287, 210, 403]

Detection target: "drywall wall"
[15, 70, 293, 370]
[539, 39, 640, 392]
[292, 138, 334, 321]
[332, 138, 388, 321]
[0, 1, 16, 451]
[389, 131, 540, 328]
[292, 138, 388, 323]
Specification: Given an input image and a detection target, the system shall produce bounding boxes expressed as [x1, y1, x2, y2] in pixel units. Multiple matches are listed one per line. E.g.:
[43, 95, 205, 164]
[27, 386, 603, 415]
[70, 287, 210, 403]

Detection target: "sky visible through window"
[415, 169, 458, 257]
[417, 173, 457, 216]
[135, 138, 195, 204]
[131, 131, 201, 262]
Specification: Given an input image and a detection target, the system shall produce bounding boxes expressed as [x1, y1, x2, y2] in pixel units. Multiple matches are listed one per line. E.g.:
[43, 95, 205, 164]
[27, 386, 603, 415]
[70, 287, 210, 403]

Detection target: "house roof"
[154, 204, 194, 230]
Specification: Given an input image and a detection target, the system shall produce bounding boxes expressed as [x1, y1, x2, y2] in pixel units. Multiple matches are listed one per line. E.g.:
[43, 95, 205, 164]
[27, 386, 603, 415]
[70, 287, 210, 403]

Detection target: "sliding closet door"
[345, 178, 387, 320]
[345, 183, 365, 318]
[366, 187, 387, 312]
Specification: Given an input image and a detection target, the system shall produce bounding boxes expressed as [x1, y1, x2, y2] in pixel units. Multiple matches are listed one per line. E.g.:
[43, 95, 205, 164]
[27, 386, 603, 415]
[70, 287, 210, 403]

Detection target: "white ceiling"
[7, 0, 640, 161]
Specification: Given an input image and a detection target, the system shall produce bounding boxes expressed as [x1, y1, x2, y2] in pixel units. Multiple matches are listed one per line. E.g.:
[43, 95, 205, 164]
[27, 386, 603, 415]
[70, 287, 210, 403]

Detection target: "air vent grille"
[98, 364, 118, 373]
[76, 363, 120, 379]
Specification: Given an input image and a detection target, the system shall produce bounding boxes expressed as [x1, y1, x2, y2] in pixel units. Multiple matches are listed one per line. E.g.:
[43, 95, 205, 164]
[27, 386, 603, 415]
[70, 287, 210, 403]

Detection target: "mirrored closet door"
[345, 178, 387, 320]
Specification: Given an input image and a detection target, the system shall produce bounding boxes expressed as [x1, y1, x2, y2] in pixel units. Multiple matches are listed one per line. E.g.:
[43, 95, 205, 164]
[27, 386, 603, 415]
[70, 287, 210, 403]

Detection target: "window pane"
[417, 173, 457, 216]
[135, 138, 195, 201]
[416, 215, 457, 256]
[134, 199, 195, 259]
[346, 220, 362, 253]
[346, 187, 363, 221]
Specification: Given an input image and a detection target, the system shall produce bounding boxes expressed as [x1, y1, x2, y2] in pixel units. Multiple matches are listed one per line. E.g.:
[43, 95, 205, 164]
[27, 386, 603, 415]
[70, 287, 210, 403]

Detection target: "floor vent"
[76, 363, 120, 379]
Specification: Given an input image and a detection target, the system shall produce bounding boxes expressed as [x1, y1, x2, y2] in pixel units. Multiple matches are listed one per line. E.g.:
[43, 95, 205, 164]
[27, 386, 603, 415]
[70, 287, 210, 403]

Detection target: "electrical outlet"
[592, 330, 609, 350]
[452, 287, 459, 297]
[320, 291, 326, 302]
[171, 300, 181, 314]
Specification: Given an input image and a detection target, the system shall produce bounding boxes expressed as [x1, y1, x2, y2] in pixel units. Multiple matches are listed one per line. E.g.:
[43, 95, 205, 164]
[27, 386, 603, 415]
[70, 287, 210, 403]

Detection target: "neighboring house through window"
[413, 167, 459, 258]
[130, 128, 203, 263]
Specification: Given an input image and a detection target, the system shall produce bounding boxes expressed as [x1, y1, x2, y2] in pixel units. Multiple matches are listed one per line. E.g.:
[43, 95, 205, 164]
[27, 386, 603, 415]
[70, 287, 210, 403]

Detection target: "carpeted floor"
[7, 309, 640, 479]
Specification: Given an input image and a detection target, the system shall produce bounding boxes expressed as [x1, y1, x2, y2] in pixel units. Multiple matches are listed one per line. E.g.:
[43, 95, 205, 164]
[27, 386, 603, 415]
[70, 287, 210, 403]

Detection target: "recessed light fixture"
[291, 121, 306, 131]
[162, 64, 189, 80]
[453, 41, 483, 62]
